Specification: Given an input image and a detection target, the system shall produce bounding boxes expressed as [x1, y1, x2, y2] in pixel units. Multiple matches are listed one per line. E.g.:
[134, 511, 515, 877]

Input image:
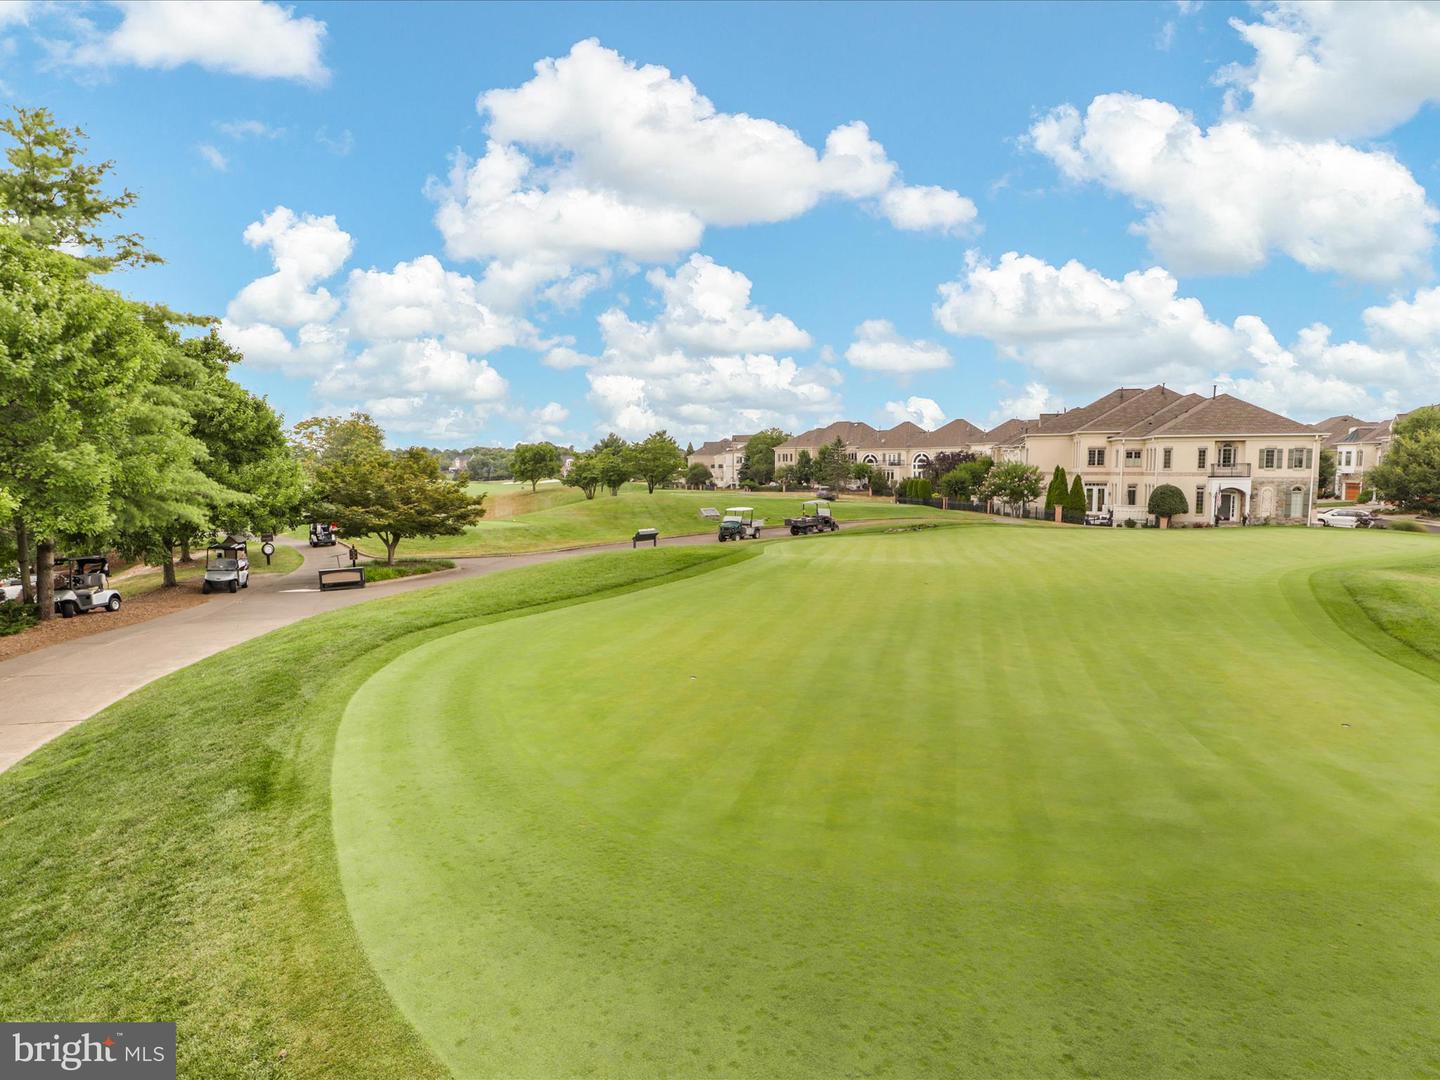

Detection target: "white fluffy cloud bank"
[1029, 92, 1436, 281]
[844, 320, 952, 375]
[220, 206, 541, 438]
[63, 1, 328, 84]
[1221, 1, 1440, 140]
[585, 254, 840, 438]
[883, 396, 946, 430]
[429, 39, 976, 304]
[935, 251, 1436, 419]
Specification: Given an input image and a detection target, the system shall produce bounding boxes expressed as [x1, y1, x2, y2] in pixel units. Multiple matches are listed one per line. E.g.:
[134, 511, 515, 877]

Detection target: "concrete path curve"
[0, 521, 885, 772]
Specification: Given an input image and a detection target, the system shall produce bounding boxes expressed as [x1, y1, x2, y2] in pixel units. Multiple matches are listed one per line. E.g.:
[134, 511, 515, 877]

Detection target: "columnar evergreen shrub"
[1045, 466, 1068, 510]
[1066, 475, 1087, 514]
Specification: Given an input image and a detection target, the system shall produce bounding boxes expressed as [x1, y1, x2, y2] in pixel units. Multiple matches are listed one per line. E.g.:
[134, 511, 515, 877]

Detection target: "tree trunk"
[179, 537, 193, 563]
[14, 516, 32, 604]
[161, 539, 177, 587]
[385, 538, 399, 565]
[531, 479, 538, 493]
[36, 540, 54, 621]
[647, 479, 656, 494]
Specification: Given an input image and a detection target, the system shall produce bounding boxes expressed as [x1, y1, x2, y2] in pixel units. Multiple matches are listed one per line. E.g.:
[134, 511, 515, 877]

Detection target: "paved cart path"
[0, 521, 902, 772]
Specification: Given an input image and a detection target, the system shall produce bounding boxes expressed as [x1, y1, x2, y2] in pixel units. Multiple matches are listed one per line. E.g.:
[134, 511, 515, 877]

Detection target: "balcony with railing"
[1209, 462, 1251, 477]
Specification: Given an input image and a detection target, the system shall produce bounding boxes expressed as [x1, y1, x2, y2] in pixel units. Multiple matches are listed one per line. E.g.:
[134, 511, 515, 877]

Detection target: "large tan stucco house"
[771, 418, 999, 484]
[1314, 407, 1437, 501]
[1008, 386, 1324, 524]
[687, 434, 752, 488]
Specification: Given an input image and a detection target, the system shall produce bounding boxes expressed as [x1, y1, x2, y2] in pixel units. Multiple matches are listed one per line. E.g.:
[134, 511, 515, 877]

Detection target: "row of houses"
[687, 386, 1396, 525]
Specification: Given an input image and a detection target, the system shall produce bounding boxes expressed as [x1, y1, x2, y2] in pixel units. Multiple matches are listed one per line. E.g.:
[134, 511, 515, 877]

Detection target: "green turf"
[0, 545, 755, 1079]
[333, 526, 1440, 1078]
[362, 486, 944, 557]
[361, 558, 455, 583]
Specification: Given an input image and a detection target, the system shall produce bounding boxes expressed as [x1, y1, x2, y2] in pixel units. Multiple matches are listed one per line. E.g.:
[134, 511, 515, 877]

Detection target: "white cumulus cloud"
[65, 0, 328, 84]
[1029, 92, 1436, 281]
[883, 396, 947, 430]
[845, 319, 953, 374]
[1220, 1, 1440, 140]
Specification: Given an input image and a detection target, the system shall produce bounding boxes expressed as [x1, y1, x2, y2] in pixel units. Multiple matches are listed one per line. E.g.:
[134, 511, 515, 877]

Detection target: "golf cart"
[202, 539, 250, 594]
[784, 500, 840, 535]
[309, 521, 338, 547]
[718, 507, 764, 541]
[53, 556, 122, 618]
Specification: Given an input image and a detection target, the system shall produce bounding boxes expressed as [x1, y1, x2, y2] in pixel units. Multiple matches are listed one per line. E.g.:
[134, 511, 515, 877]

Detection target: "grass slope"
[334, 526, 1440, 1078]
[361, 485, 944, 557]
[0, 546, 755, 1079]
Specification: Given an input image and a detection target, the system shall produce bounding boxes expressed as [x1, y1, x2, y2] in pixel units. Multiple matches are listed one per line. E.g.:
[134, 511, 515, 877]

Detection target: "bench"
[633, 528, 660, 548]
[318, 566, 366, 591]
[699, 507, 721, 521]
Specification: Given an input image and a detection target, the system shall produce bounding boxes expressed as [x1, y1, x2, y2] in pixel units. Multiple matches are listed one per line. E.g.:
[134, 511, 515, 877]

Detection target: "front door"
[1218, 492, 1236, 521]
[1086, 485, 1106, 512]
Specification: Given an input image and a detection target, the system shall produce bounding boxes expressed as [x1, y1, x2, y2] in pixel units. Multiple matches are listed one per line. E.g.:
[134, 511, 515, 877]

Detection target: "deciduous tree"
[1368, 407, 1440, 514]
[632, 431, 685, 493]
[512, 442, 563, 493]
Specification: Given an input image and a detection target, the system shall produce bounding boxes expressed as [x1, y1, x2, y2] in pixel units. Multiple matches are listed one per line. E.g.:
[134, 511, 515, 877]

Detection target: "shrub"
[1066, 475, 1087, 514]
[1148, 483, 1190, 520]
[1123, 517, 1138, 528]
[1044, 465, 1068, 511]
[1357, 488, 1374, 503]
[898, 477, 933, 501]
[1382, 518, 1425, 532]
[0, 602, 39, 637]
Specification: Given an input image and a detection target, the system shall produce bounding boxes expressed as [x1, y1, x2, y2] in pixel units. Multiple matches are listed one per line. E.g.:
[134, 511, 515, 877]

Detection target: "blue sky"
[4, 0, 1440, 446]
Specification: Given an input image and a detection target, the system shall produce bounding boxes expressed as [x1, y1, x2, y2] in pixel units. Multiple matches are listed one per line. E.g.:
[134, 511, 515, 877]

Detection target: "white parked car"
[1, 576, 25, 603]
[1317, 507, 1376, 528]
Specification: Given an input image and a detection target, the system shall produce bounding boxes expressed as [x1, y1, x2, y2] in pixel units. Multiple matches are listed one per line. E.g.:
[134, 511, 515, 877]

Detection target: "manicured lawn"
[362, 558, 455, 583]
[3, 525, 1438, 1078]
[363, 485, 945, 557]
[334, 525, 1440, 1078]
[0, 545, 755, 1078]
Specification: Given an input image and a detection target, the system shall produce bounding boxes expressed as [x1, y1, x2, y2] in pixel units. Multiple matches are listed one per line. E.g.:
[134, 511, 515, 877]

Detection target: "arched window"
[862, 454, 878, 465]
[912, 453, 931, 477]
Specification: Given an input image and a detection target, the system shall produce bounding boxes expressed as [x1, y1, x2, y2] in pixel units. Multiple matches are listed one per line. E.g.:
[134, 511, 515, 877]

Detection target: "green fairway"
[334, 526, 1440, 1078]
[359, 485, 943, 557]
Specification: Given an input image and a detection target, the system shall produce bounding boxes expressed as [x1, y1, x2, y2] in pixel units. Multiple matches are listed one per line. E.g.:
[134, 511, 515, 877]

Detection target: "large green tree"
[309, 418, 487, 564]
[813, 439, 852, 493]
[738, 427, 789, 486]
[632, 431, 685, 493]
[1368, 407, 1440, 514]
[0, 229, 164, 616]
[0, 107, 158, 271]
[512, 443, 563, 493]
[980, 461, 1045, 510]
[563, 452, 602, 499]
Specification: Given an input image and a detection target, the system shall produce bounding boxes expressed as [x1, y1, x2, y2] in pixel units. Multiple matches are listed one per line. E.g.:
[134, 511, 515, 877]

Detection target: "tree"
[1066, 474, 1087, 515]
[592, 447, 632, 495]
[1368, 407, 1440, 514]
[794, 449, 814, 487]
[1148, 483, 1189, 523]
[563, 453, 602, 499]
[632, 431, 685, 493]
[0, 107, 158, 271]
[512, 442, 562, 492]
[1044, 465, 1068, 511]
[738, 427, 789, 486]
[313, 438, 486, 564]
[774, 465, 795, 491]
[1318, 448, 1337, 497]
[852, 462, 891, 497]
[465, 446, 513, 481]
[0, 228, 165, 617]
[922, 449, 977, 484]
[686, 462, 713, 489]
[938, 456, 992, 502]
[980, 461, 1045, 509]
[813, 439, 851, 492]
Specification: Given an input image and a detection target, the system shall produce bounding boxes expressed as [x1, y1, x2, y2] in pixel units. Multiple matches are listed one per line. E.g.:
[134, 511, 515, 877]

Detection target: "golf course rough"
[333, 525, 1440, 1079]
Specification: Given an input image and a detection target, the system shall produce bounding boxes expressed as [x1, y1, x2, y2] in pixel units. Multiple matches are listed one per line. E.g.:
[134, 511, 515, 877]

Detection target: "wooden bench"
[632, 528, 660, 548]
[318, 566, 366, 591]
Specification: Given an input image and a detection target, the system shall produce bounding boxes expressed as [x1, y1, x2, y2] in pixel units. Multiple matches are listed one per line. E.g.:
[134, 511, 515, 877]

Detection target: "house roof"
[776, 421, 881, 451]
[1028, 388, 1148, 435]
[1079, 386, 1187, 433]
[1313, 415, 1377, 447]
[921, 418, 988, 447]
[1117, 393, 1205, 438]
[879, 421, 925, 444]
[690, 440, 730, 457]
[982, 417, 1029, 444]
[1143, 394, 1320, 437]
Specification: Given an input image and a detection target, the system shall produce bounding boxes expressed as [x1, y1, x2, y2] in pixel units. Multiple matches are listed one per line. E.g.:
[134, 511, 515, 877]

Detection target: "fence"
[896, 496, 1093, 525]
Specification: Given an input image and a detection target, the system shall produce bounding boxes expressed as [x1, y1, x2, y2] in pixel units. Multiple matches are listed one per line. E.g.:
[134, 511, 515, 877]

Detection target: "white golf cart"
[718, 507, 764, 541]
[53, 556, 122, 618]
[202, 539, 250, 594]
